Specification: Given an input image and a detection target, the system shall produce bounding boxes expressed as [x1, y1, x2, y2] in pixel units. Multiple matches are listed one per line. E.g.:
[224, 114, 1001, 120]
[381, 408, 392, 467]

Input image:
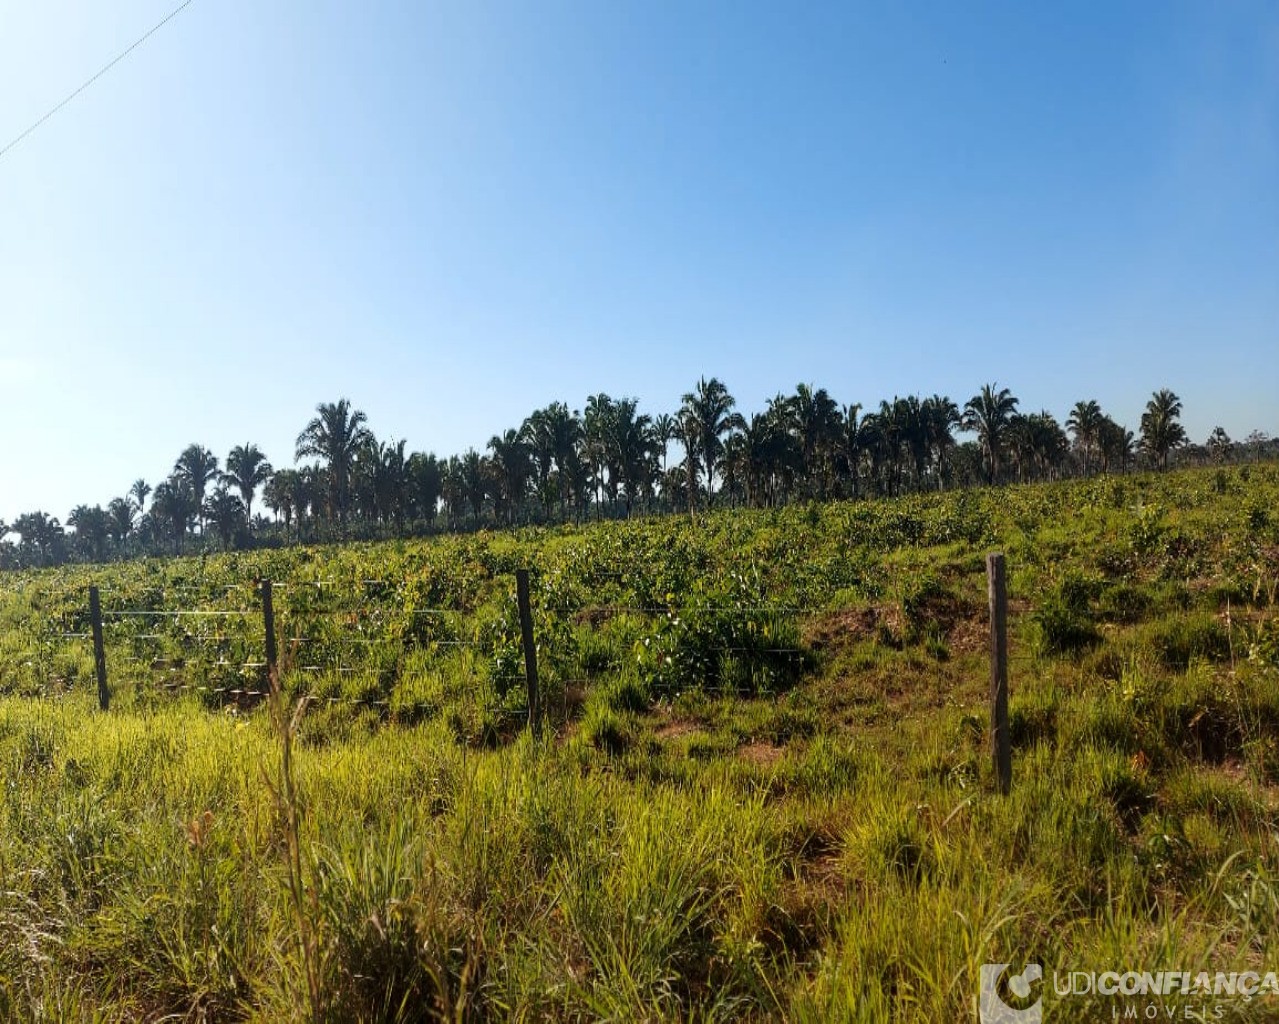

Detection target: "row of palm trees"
[0, 381, 1267, 567]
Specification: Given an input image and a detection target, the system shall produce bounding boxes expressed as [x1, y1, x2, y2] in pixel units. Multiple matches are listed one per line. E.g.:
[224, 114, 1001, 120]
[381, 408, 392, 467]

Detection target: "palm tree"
[129, 479, 151, 514]
[674, 409, 701, 514]
[523, 402, 582, 518]
[922, 395, 960, 490]
[838, 403, 868, 498]
[1140, 389, 1188, 470]
[107, 497, 137, 546]
[440, 457, 461, 527]
[263, 470, 296, 535]
[1006, 411, 1068, 482]
[961, 384, 1019, 484]
[1205, 427, 1234, 464]
[222, 443, 273, 521]
[606, 399, 654, 515]
[150, 478, 197, 553]
[173, 445, 219, 534]
[652, 413, 676, 479]
[1097, 417, 1134, 474]
[860, 400, 905, 496]
[1066, 400, 1104, 476]
[680, 377, 744, 503]
[68, 505, 110, 561]
[295, 399, 372, 525]
[406, 452, 443, 525]
[486, 430, 532, 524]
[373, 439, 409, 532]
[521, 408, 557, 513]
[731, 412, 801, 507]
[582, 394, 616, 514]
[204, 487, 247, 550]
[459, 449, 487, 523]
[787, 384, 841, 498]
[11, 512, 65, 567]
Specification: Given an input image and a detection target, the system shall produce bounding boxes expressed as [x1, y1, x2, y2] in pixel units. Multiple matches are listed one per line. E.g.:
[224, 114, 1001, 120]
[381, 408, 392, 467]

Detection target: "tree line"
[2, 381, 1274, 568]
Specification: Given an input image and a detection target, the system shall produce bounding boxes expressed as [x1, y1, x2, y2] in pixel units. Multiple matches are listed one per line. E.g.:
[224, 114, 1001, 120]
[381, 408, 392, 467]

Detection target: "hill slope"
[1, 466, 1278, 1020]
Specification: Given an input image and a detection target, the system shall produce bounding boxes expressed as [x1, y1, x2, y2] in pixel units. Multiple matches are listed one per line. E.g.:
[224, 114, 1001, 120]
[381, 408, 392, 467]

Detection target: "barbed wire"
[17, 569, 1035, 720]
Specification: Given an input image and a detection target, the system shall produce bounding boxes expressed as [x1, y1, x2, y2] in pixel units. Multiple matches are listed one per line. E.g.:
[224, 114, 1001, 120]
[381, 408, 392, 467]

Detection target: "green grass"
[1, 464, 1278, 1020]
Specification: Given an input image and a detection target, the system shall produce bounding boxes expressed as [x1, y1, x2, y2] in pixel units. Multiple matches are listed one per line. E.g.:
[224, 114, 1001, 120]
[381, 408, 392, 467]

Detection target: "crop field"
[2, 466, 1278, 1022]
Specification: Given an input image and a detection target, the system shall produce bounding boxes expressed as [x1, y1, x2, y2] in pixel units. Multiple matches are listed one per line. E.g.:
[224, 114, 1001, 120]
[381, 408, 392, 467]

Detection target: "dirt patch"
[806, 595, 988, 654]
[947, 613, 988, 654]
[738, 741, 784, 765]
[573, 607, 615, 628]
[655, 720, 699, 741]
[804, 606, 902, 650]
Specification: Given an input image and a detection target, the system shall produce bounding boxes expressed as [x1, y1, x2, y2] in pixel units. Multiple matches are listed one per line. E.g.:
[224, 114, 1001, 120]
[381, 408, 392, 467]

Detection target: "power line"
[0, 0, 196, 163]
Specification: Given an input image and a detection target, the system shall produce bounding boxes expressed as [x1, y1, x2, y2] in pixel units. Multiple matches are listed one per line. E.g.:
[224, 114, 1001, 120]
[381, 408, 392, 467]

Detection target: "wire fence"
[18, 559, 1029, 734]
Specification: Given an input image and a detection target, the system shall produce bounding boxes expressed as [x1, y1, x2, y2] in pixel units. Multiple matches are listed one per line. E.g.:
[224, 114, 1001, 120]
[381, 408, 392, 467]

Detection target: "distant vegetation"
[2, 380, 1275, 568]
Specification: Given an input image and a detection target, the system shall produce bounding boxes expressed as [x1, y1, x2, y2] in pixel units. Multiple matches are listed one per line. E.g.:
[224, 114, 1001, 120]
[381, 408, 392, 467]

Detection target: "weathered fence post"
[88, 585, 109, 711]
[515, 569, 541, 737]
[261, 580, 277, 692]
[987, 553, 1011, 794]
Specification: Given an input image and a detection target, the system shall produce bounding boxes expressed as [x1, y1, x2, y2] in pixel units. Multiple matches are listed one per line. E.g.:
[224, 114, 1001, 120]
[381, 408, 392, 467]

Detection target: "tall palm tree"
[353, 438, 408, 531]
[263, 470, 297, 536]
[150, 478, 197, 553]
[1140, 389, 1188, 470]
[1007, 411, 1068, 482]
[675, 409, 701, 514]
[731, 411, 801, 508]
[787, 384, 841, 498]
[107, 497, 137, 546]
[486, 430, 532, 524]
[459, 449, 487, 523]
[11, 512, 64, 567]
[406, 451, 443, 525]
[1205, 427, 1234, 464]
[652, 412, 676, 479]
[68, 505, 110, 561]
[222, 443, 273, 521]
[173, 445, 219, 534]
[129, 479, 151, 514]
[522, 402, 582, 518]
[838, 403, 867, 499]
[961, 384, 1019, 484]
[582, 394, 617, 514]
[922, 395, 960, 490]
[521, 407, 557, 513]
[1066, 400, 1104, 476]
[1097, 417, 1133, 474]
[295, 399, 372, 525]
[680, 377, 744, 503]
[204, 487, 247, 550]
[605, 399, 654, 515]
[860, 400, 905, 496]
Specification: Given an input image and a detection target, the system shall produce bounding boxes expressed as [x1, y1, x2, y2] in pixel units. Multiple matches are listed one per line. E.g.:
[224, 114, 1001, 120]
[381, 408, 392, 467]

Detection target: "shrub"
[1033, 595, 1100, 658]
[1148, 613, 1230, 671]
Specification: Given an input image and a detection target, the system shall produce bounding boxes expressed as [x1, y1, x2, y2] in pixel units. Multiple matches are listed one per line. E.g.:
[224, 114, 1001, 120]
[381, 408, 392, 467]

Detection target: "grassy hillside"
[2, 466, 1278, 1021]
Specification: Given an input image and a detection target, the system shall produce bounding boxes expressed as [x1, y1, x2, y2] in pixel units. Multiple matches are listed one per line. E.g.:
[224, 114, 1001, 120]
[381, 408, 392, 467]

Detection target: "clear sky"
[1, 1, 1276, 522]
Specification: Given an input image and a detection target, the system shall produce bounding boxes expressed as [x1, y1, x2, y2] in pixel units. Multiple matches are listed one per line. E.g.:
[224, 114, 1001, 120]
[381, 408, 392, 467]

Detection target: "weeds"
[0, 465, 1276, 1019]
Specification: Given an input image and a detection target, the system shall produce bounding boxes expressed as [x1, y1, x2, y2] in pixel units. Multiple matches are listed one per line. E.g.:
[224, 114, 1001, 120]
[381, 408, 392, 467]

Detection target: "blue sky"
[1, 1, 1276, 522]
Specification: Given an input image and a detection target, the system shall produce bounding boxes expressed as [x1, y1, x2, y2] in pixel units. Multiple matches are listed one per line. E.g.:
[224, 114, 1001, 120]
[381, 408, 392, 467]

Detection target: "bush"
[1034, 601, 1101, 655]
[1148, 613, 1230, 671]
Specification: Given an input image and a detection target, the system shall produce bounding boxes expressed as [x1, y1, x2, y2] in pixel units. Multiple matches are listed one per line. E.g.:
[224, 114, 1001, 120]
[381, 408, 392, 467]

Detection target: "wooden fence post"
[261, 580, 277, 692]
[987, 553, 1012, 794]
[515, 569, 541, 737]
[88, 585, 109, 711]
